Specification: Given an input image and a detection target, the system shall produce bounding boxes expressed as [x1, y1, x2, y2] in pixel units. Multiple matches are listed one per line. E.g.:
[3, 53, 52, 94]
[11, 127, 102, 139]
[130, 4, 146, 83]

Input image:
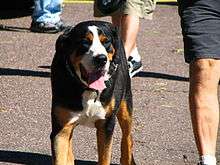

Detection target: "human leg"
[120, 14, 139, 59]
[111, 14, 140, 57]
[32, 0, 63, 23]
[189, 59, 220, 165]
[120, 15, 143, 77]
[111, 13, 142, 77]
[31, 0, 65, 33]
[120, 0, 156, 77]
[47, 0, 63, 23]
[32, 0, 52, 23]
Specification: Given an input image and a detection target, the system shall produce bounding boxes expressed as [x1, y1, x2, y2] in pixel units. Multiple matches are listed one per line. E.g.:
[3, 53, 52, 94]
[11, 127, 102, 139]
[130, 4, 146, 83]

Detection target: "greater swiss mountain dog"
[50, 20, 136, 165]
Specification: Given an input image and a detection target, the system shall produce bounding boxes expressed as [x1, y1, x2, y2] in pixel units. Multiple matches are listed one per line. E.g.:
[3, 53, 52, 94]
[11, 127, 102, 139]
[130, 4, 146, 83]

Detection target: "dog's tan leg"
[52, 125, 75, 165]
[117, 100, 136, 165]
[95, 120, 113, 165]
[67, 135, 74, 165]
[51, 107, 76, 165]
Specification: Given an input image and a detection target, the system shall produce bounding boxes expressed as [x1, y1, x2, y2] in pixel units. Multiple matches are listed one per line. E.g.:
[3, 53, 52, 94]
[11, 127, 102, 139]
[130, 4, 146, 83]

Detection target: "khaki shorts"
[94, 0, 156, 19]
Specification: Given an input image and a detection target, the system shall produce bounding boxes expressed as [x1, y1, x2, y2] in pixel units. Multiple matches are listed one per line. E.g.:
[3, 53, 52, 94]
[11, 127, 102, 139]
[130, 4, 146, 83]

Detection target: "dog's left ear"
[111, 26, 126, 62]
[55, 28, 75, 56]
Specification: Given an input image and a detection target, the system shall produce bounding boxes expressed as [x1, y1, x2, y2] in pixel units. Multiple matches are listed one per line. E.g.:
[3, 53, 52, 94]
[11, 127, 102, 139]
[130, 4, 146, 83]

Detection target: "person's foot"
[55, 20, 69, 31]
[128, 48, 143, 78]
[198, 163, 208, 165]
[30, 20, 67, 33]
[198, 155, 217, 165]
[128, 56, 143, 78]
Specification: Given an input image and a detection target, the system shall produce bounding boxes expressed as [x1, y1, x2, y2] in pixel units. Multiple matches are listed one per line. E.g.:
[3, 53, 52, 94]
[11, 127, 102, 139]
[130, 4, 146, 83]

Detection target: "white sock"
[200, 155, 216, 165]
[129, 47, 141, 62]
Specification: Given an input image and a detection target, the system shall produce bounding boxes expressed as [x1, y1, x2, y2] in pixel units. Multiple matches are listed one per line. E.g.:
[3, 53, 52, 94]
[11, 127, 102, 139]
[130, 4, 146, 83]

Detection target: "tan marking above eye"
[107, 45, 115, 61]
[85, 32, 94, 42]
[99, 34, 115, 61]
[99, 34, 108, 42]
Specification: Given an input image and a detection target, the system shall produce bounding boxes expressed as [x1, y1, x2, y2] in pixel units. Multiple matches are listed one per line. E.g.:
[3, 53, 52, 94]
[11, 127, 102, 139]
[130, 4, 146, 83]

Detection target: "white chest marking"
[69, 91, 106, 127]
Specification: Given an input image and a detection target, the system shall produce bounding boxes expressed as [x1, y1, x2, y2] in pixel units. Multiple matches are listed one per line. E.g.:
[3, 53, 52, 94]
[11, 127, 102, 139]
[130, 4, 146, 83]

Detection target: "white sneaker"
[198, 155, 216, 165]
[128, 47, 143, 78]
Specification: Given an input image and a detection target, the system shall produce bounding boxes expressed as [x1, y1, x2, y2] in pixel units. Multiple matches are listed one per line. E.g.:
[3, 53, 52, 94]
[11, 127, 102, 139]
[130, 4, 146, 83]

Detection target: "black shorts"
[178, 0, 220, 63]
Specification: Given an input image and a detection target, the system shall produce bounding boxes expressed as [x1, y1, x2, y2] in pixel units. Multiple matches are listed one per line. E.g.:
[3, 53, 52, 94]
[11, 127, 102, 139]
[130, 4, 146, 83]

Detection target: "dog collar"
[104, 60, 119, 88]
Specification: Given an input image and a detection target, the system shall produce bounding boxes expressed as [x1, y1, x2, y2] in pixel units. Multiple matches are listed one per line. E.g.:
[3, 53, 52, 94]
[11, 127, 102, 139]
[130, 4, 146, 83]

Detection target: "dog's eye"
[78, 39, 92, 53]
[103, 40, 113, 52]
[81, 39, 91, 49]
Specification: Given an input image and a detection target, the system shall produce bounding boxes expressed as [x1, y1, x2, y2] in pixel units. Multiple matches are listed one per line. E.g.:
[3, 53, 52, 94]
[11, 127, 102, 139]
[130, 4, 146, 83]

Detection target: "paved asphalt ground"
[1, 2, 220, 165]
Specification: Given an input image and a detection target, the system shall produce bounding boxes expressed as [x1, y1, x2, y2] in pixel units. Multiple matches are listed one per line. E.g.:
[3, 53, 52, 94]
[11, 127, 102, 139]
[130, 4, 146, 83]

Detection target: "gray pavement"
[0, 3, 220, 165]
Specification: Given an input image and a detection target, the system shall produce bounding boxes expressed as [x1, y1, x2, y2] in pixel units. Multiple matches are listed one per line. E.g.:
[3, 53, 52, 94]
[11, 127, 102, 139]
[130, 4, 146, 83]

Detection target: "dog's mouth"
[80, 64, 107, 92]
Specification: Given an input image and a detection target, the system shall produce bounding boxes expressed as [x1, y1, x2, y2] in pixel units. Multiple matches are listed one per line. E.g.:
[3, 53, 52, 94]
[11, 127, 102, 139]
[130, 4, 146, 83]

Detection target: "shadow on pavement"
[38, 66, 51, 69]
[157, 2, 178, 6]
[0, 0, 34, 19]
[0, 68, 50, 78]
[0, 150, 118, 165]
[0, 150, 51, 165]
[0, 9, 33, 20]
[135, 71, 189, 82]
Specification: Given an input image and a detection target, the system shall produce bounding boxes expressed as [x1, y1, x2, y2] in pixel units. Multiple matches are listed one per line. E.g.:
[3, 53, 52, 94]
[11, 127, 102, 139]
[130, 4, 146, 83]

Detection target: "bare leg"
[120, 15, 140, 59]
[112, 14, 140, 59]
[189, 59, 220, 156]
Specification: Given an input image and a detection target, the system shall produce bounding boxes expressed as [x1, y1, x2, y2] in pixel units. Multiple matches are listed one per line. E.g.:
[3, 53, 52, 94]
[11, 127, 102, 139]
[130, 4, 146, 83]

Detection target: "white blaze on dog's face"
[87, 26, 108, 58]
[70, 25, 115, 92]
[82, 26, 110, 72]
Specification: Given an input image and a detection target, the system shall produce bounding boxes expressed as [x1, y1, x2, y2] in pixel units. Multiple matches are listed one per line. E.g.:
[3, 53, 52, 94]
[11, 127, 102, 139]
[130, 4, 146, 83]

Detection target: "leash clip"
[112, 62, 118, 72]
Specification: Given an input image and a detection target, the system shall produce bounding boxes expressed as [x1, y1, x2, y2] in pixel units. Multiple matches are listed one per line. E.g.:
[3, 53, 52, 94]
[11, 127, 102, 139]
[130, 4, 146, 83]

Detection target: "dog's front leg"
[95, 119, 114, 165]
[51, 126, 75, 165]
[117, 101, 136, 165]
[51, 108, 76, 165]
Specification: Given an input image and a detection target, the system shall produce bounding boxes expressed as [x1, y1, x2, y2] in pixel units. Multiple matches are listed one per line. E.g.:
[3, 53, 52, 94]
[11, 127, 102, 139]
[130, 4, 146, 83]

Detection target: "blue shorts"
[178, 0, 220, 63]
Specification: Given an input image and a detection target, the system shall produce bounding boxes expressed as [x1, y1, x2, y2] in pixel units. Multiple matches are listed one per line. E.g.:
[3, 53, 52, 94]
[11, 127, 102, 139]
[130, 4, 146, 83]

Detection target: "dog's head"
[55, 21, 122, 92]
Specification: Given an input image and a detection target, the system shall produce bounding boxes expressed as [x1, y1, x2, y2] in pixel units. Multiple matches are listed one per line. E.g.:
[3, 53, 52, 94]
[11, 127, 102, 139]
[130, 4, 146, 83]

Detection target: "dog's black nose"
[93, 54, 107, 68]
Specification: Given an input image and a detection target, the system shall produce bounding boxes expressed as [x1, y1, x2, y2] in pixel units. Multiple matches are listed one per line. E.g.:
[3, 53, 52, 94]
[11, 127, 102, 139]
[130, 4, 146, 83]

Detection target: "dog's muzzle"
[79, 54, 109, 93]
[93, 54, 107, 69]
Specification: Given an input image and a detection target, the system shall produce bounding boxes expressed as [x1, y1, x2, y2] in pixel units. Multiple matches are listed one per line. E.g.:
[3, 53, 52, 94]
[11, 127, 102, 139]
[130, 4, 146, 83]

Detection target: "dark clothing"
[178, 0, 220, 63]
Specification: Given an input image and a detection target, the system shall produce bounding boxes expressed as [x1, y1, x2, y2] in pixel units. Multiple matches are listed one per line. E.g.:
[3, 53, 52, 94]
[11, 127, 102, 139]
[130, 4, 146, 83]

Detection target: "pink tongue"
[88, 76, 106, 92]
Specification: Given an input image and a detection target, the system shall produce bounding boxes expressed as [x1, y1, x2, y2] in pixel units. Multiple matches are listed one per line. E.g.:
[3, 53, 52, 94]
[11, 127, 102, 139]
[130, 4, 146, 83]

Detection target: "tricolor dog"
[50, 21, 136, 165]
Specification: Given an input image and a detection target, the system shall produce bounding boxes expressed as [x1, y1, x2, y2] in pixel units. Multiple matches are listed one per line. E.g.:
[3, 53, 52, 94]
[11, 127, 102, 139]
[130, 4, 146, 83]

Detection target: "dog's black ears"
[55, 27, 75, 55]
[111, 26, 126, 63]
[112, 26, 121, 48]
